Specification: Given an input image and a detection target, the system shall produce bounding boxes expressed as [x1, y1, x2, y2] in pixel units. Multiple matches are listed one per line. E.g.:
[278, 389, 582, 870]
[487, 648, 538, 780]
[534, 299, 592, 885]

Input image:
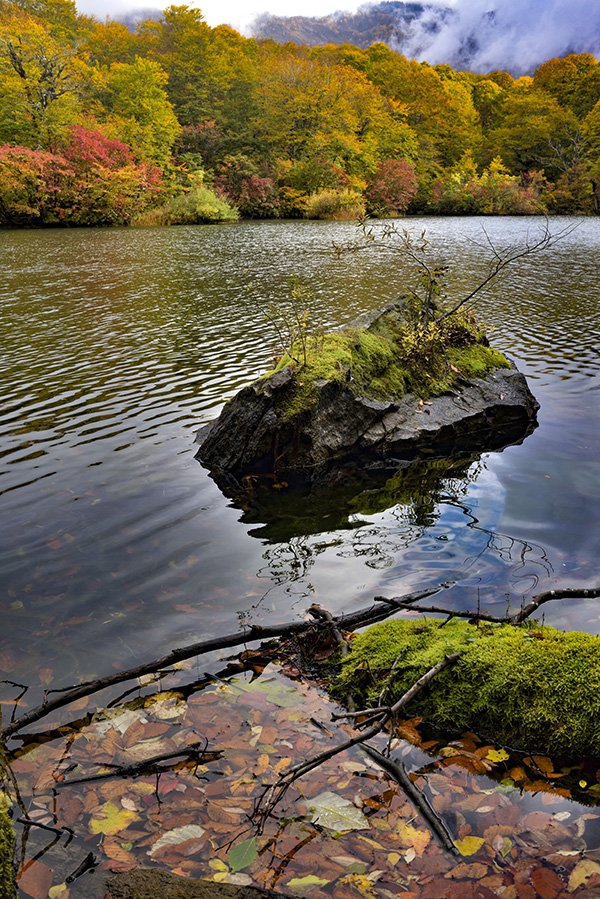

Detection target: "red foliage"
[366, 158, 418, 216]
[61, 126, 134, 170]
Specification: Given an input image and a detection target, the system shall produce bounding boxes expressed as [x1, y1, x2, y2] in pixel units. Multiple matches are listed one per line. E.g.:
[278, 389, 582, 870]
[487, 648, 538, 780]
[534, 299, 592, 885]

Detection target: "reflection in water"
[233, 449, 556, 621]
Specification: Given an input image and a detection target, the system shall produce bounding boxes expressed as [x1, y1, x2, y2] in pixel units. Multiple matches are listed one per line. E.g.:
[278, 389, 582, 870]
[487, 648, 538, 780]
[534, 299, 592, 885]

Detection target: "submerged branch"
[360, 744, 458, 855]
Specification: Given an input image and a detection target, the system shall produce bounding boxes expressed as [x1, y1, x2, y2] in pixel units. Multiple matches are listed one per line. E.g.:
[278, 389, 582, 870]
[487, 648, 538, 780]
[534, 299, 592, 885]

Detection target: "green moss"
[447, 344, 511, 379]
[262, 309, 511, 420]
[335, 618, 600, 757]
[0, 796, 15, 899]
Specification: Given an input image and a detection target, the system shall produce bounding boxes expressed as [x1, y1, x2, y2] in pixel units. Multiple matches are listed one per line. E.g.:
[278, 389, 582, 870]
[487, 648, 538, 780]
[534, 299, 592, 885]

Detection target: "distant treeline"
[0, 0, 598, 226]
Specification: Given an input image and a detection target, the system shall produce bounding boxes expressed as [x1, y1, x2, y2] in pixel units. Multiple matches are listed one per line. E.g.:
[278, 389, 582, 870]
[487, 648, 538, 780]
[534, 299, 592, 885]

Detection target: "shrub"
[135, 181, 238, 225]
[366, 158, 418, 217]
[304, 188, 365, 220]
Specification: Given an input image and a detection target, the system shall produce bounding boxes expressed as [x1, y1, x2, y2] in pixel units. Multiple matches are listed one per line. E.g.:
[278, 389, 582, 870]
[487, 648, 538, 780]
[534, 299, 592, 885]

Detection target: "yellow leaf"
[339, 874, 377, 898]
[455, 836, 485, 857]
[209, 859, 228, 872]
[395, 821, 431, 856]
[387, 852, 402, 866]
[568, 858, 600, 892]
[89, 802, 138, 836]
[48, 884, 68, 898]
[486, 748, 510, 763]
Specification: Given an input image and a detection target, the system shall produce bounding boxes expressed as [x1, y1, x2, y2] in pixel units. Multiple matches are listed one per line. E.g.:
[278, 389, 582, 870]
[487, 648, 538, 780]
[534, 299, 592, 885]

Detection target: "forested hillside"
[0, 0, 599, 226]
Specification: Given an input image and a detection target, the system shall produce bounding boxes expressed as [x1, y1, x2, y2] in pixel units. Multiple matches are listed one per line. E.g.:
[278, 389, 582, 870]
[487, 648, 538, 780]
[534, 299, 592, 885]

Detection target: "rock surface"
[196, 306, 539, 484]
[68, 869, 283, 899]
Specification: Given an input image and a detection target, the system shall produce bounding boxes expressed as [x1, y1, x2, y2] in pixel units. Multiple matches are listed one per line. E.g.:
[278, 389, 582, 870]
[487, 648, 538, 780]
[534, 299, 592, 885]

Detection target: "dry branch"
[360, 744, 458, 855]
[257, 653, 461, 827]
[1, 587, 444, 740]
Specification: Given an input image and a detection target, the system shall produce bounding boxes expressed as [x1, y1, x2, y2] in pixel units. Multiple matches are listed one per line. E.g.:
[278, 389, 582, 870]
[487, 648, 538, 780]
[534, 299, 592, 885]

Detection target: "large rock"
[196, 304, 538, 485]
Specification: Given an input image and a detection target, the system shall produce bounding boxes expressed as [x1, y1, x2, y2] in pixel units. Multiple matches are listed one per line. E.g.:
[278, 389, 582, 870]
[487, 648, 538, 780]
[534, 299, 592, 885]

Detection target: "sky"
[75, 0, 600, 73]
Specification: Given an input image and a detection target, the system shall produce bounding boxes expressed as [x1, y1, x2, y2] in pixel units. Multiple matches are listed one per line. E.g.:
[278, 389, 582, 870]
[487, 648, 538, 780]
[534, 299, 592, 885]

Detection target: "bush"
[135, 183, 238, 225]
[366, 158, 418, 217]
[0, 131, 164, 227]
[304, 188, 365, 220]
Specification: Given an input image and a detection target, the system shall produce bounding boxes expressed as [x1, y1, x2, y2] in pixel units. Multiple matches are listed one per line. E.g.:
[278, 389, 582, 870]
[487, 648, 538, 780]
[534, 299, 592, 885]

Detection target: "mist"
[396, 0, 600, 74]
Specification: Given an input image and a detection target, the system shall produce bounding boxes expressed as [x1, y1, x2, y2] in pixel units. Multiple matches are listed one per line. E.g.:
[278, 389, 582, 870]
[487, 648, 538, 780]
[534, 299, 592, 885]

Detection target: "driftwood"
[54, 740, 222, 788]
[360, 744, 458, 855]
[4, 584, 600, 742]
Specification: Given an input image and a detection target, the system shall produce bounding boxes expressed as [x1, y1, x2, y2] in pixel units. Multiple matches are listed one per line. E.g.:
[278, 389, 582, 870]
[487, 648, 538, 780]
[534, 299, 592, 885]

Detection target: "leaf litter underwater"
[7, 652, 600, 899]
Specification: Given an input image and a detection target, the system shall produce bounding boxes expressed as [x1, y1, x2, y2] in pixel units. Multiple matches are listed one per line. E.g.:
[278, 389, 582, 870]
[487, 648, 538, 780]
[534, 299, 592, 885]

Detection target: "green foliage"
[0, 0, 597, 223]
[136, 178, 238, 225]
[0, 796, 15, 899]
[335, 618, 600, 756]
[304, 188, 365, 220]
[431, 153, 545, 214]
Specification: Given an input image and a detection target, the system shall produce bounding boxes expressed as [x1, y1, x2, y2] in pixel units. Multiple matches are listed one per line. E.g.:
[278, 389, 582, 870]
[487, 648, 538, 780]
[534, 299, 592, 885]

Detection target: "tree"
[101, 56, 180, 167]
[0, 8, 81, 146]
[485, 88, 582, 179]
[533, 53, 600, 120]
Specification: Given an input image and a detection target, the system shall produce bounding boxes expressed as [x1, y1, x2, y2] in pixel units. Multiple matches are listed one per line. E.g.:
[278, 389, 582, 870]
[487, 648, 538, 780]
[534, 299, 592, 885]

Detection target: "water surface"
[1, 217, 599, 698]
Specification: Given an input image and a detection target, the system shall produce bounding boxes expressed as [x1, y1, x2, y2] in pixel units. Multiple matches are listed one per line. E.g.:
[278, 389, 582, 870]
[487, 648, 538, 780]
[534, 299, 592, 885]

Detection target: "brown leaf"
[530, 865, 565, 898]
[445, 862, 489, 879]
[18, 861, 53, 899]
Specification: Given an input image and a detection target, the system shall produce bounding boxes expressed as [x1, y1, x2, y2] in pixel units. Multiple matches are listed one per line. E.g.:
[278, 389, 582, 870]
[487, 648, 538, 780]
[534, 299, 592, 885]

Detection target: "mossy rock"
[335, 618, 600, 757]
[197, 302, 538, 482]
[0, 797, 15, 899]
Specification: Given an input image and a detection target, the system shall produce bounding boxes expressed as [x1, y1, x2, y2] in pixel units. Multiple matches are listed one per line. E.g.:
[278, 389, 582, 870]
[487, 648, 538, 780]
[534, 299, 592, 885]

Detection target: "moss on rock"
[0, 796, 15, 899]
[263, 308, 511, 420]
[335, 618, 600, 757]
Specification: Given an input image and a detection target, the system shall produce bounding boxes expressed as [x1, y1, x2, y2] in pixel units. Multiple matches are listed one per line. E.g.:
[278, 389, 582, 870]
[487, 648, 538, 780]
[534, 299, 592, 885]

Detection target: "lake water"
[1, 216, 599, 701]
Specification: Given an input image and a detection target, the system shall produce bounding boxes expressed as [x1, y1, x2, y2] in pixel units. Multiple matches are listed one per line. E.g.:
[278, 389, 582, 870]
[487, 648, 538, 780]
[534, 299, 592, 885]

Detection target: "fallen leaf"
[17, 860, 53, 899]
[455, 836, 485, 857]
[568, 858, 600, 892]
[148, 825, 206, 857]
[89, 802, 138, 836]
[308, 791, 369, 832]
[486, 748, 510, 764]
[227, 838, 258, 872]
[395, 821, 431, 856]
[286, 874, 329, 892]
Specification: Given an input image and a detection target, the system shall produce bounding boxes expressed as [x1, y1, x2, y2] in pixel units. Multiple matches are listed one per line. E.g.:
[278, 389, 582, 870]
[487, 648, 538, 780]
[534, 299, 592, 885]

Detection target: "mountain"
[252, 2, 441, 50]
[251, 0, 600, 76]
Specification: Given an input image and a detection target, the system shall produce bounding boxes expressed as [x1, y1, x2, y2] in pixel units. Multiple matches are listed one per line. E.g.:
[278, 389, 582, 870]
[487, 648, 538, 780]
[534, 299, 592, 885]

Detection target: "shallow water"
[1, 217, 599, 699]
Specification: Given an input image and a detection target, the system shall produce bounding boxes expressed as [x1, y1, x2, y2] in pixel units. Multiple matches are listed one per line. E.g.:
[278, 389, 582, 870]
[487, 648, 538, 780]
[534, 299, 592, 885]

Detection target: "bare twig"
[360, 744, 458, 855]
[510, 587, 600, 624]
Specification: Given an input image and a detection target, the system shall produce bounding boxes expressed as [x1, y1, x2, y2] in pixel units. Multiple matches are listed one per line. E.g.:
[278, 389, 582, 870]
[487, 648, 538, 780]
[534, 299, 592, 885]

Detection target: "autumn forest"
[1, 0, 599, 227]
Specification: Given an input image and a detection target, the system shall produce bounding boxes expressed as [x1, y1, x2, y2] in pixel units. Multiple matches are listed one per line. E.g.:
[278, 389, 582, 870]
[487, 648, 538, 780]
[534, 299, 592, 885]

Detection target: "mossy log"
[335, 618, 600, 757]
[0, 798, 15, 899]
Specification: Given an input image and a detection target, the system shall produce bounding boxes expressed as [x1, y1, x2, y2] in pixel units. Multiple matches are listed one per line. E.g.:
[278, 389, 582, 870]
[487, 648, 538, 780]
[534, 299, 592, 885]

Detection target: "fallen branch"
[510, 587, 600, 624]
[360, 744, 458, 855]
[1, 587, 444, 740]
[54, 740, 221, 788]
[256, 654, 461, 827]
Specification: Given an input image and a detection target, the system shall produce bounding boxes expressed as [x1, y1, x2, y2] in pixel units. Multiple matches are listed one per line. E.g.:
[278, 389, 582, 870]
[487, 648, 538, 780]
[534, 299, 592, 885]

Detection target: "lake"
[1, 216, 599, 699]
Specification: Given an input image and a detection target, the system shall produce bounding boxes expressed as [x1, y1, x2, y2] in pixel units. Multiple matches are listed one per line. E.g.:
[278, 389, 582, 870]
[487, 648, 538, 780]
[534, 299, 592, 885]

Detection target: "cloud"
[397, 0, 600, 74]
